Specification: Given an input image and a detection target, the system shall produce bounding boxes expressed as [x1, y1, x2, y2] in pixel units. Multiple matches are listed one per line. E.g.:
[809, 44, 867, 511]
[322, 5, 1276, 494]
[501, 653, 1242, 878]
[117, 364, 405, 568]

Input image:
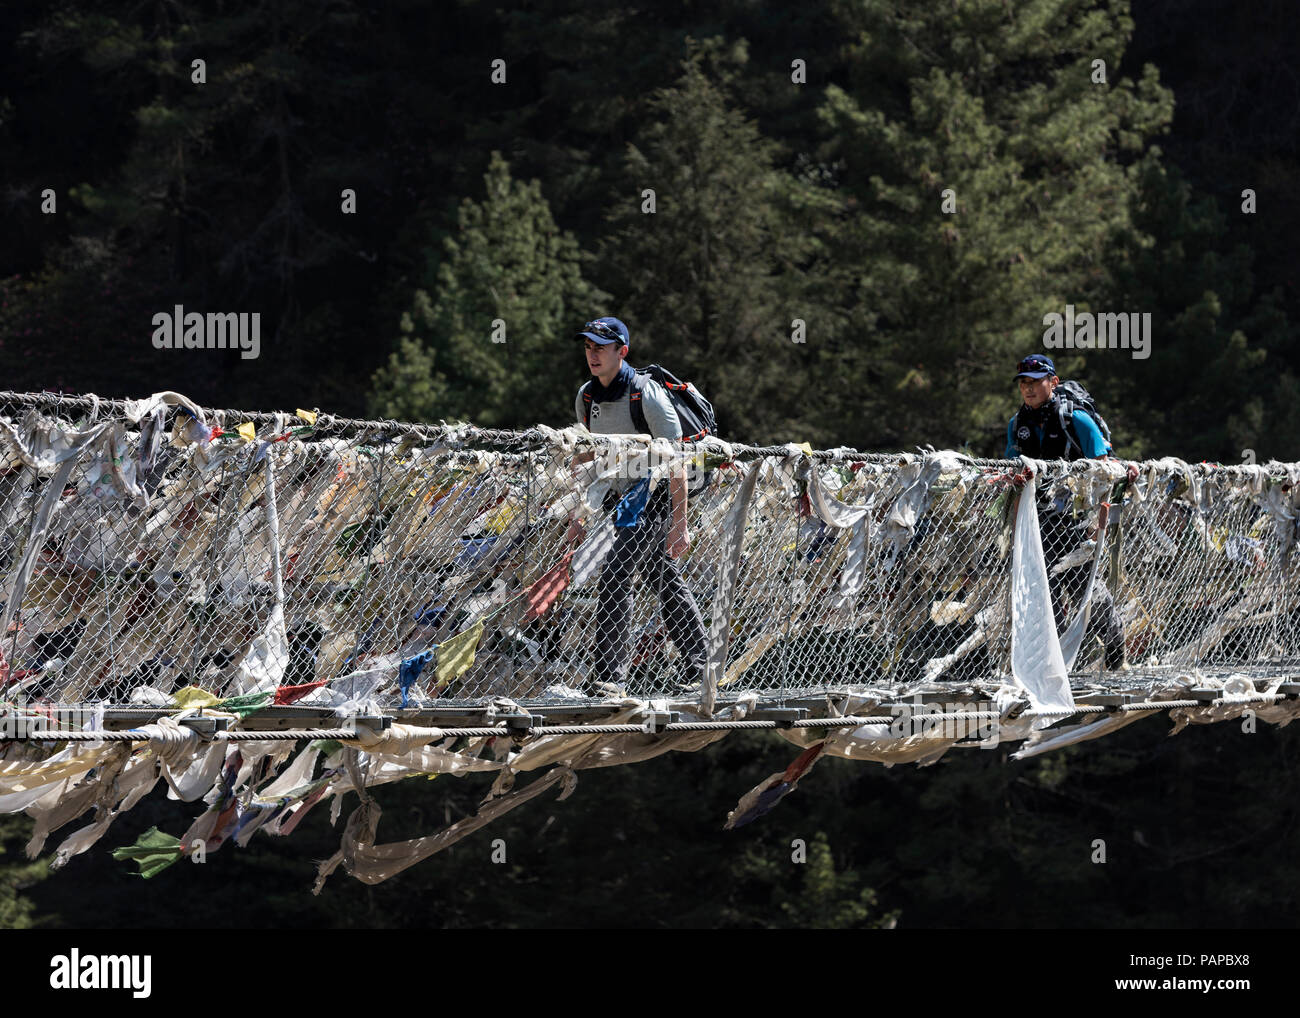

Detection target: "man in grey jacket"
[570, 316, 706, 695]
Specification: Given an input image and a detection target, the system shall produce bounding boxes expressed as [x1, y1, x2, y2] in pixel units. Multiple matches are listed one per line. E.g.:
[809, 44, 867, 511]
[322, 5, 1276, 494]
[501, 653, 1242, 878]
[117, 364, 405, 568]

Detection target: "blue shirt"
[1005, 406, 1110, 458]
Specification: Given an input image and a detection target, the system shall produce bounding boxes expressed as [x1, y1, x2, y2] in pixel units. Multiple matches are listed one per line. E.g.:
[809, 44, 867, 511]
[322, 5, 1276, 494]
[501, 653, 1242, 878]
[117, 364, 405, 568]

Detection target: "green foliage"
[0, 816, 49, 929]
[735, 831, 898, 928]
[1094, 159, 1295, 460]
[369, 298, 452, 423]
[370, 153, 606, 429]
[819, 0, 1175, 452]
[597, 41, 841, 446]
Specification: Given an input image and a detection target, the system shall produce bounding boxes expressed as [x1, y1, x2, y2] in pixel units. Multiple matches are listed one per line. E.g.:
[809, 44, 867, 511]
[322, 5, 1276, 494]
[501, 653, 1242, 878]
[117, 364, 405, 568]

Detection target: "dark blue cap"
[576, 316, 630, 347]
[1014, 354, 1056, 380]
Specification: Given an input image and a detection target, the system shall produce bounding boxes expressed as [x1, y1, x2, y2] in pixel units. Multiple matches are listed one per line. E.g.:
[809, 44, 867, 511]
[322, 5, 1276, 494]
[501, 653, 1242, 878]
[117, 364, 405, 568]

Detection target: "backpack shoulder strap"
[580, 381, 594, 429]
[627, 371, 650, 436]
[1056, 398, 1084, 456]
[1010, 410, 1026, 455]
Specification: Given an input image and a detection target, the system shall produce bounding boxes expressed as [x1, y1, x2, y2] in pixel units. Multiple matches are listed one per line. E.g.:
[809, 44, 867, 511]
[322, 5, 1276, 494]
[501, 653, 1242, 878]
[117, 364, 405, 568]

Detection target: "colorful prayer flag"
[434, 619, 485, 689]
[111, 826, 184, 879]
[172, 686, 223, 709]
[399, 649, 436, 706]
[274, 680, 329, 706]
[523, 551, 574, 622]
[724, 742, 825, 829]
[217, 691, 274, 717]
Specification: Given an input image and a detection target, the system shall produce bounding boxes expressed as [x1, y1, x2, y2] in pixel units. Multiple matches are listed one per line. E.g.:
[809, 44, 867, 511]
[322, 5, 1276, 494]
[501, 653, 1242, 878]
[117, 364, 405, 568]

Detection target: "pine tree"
[370, 153, 606, 429]
[597, 40, 841, 447]
[1096, 160, 1294, 460]
[819, 0, 1175, 453]
[0, 816, 47, 929]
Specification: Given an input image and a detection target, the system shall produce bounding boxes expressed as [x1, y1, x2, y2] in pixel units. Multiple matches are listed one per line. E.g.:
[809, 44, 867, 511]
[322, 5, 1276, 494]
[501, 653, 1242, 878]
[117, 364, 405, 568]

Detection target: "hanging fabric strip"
[228, 604, 289, 696]
[724, 741, 826, 829]
[1009, 474, 1075, 721]
[399, 649, 435, 707]
[523, 551, 574, 623]
[703, 461, 763, 715]
[806, 460, 875, 609]
[570, 520, 617, 588]
[1058, 502, 1111, 670]
[0, 424, 108, 644]
[313, 765, 573, 893]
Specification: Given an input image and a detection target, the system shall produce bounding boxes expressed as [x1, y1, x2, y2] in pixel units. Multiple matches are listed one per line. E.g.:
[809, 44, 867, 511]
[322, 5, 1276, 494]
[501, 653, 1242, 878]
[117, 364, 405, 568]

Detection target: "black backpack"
[1053, 380, 1113, 456]
[582, 364, 718, 443]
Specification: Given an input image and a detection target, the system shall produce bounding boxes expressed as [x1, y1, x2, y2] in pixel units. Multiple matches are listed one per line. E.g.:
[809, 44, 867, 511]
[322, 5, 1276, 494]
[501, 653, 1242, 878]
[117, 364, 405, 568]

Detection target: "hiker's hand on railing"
[667, 520, 690, 559]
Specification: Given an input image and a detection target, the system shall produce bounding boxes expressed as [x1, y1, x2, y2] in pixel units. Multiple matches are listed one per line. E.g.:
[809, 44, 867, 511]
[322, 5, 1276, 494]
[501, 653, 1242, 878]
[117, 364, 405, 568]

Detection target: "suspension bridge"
[2, 390, 1297, 887]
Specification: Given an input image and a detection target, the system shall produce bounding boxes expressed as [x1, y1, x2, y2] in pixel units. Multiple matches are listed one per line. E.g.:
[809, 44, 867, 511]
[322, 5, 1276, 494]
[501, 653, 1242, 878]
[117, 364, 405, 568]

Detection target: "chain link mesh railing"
[2, 391, 1298, 714]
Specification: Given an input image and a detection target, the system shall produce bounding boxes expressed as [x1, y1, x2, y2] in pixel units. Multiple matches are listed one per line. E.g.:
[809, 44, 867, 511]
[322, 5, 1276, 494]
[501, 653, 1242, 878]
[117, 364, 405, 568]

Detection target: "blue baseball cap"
[576, 316, 630, 348]
[1014, 354, 1056, 380]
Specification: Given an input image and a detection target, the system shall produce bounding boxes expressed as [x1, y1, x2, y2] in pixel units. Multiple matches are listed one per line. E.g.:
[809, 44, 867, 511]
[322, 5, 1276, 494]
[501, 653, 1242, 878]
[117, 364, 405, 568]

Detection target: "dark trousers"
[1040, 508, 1126, 669]
[591, 496, 707, 690]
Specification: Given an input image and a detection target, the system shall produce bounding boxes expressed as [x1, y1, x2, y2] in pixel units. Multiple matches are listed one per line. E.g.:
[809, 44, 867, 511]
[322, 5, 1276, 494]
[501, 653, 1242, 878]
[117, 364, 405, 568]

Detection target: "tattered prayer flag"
[172, 686, 223, 709]
[523, 550, 574, 622]
[217, 691, 274, 717]
[705, 460, 762, 714]
[236, 422, 256, 442]
[274, 680, 329, 706]
[483, 501, 520, 535]
[724, 742, 825, 830]
[571, 520, 616, 588]
[207, 798, 242, 851]
[399, 649, 436, 707]
[274, 783, 331, 837]
[295, 408, 317, 425]
[454, 535, 498, 568]
[111, 826, 184, 879]
[434, 619, 485, 690]
[1009, 479, 1073, 718]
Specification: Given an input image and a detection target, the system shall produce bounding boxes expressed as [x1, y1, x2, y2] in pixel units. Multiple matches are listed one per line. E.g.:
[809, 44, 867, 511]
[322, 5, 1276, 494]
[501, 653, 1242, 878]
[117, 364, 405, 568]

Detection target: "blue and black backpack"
[1054, 380, 1113, 457]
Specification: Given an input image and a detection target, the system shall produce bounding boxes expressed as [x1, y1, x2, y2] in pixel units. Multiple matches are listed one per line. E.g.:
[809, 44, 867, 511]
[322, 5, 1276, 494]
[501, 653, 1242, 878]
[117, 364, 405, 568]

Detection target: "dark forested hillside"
[2, 0, 1295, 458]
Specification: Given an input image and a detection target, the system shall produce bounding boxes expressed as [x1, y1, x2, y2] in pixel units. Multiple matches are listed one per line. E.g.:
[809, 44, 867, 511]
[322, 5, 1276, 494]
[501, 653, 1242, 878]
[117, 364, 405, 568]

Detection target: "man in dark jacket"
[1007, 354, 1127, 669]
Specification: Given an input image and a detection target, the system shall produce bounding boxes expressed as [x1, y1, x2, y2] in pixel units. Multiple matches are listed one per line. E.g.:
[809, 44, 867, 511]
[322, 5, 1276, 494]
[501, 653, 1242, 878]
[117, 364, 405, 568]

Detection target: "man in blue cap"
[1006, 354, 1127, 669]
[569, 316, 707, 696]
[1006, 354, 1111, 460]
